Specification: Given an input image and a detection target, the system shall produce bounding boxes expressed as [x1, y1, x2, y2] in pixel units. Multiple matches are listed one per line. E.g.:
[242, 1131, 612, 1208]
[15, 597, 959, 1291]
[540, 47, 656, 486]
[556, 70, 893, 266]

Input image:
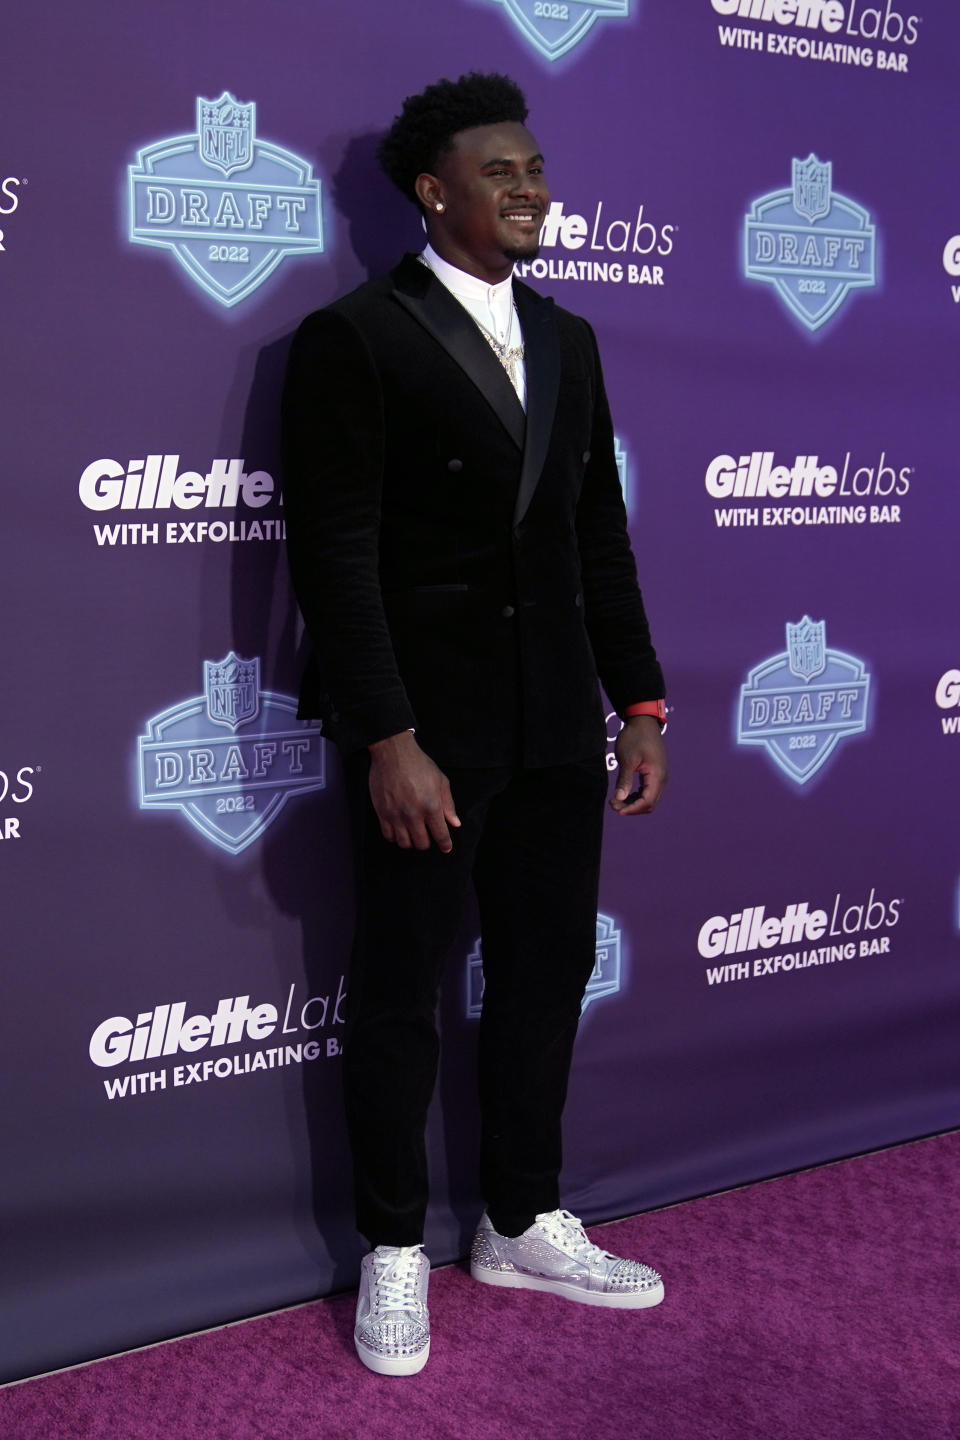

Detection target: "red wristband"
[622, 700, 666, 724]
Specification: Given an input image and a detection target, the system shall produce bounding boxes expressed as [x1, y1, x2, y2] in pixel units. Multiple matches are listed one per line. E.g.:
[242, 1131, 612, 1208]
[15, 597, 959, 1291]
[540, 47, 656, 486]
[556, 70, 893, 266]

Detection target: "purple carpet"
[3, 1132, 958, 1440]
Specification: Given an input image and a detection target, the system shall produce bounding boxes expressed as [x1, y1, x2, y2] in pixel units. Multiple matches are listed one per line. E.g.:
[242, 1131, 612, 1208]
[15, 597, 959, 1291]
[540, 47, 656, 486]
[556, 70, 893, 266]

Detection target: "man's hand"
[367, 731, 462, 852]
[611, 714, 668, 816]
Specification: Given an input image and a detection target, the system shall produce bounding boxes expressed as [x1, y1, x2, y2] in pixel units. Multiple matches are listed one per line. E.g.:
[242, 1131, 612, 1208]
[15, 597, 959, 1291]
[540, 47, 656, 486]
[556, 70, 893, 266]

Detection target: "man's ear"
[415, 172, 442, 213]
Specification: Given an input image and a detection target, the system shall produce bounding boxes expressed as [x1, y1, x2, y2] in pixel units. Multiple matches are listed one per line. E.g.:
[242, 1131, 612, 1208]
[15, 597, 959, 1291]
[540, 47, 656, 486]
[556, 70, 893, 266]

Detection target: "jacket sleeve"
[574, 319, 665, 714]
[281, 307, 417, 750]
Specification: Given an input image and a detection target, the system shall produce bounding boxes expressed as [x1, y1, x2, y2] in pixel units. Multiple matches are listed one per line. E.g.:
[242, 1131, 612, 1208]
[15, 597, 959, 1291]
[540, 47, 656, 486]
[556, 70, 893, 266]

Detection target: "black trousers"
[342, 753, 609, 1247]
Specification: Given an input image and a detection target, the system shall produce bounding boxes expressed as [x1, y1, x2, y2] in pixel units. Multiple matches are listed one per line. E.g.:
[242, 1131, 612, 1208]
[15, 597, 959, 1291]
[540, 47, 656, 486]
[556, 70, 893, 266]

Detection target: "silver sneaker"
[354, 1244, 430, 1376]
[471, 1208, 664, 1309]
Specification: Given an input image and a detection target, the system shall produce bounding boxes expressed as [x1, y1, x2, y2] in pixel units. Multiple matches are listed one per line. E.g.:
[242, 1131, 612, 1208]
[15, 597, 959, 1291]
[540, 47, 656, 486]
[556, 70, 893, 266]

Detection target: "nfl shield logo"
[786, 617, 827, 681]
[204, 653, 260, 730]
[792, 155, 832, 224]
[198, 92, 254, 177]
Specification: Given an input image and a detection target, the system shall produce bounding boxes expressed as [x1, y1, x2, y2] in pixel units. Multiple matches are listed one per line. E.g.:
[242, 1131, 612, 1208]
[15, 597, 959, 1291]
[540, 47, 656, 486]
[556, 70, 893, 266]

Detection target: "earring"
[435, 202, 445, 213]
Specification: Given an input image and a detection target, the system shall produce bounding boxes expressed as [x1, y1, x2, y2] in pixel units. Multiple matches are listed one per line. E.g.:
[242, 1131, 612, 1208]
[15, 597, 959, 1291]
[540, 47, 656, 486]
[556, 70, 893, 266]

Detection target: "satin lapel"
[392, 268, 526, 451]
[513, 283, 560, 527]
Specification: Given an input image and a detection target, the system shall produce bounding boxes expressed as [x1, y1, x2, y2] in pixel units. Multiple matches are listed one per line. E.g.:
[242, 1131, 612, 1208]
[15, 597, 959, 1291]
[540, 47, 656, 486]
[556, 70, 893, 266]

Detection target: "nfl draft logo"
[737, 618, 871, 785]
[743, 156, 877, 332]
[466, 913, 622, 1018]
[127, 93, 323, 307]
[484, 0, 630, 62]
[614, 434, 630, 515]
[137, 653, 325, 853]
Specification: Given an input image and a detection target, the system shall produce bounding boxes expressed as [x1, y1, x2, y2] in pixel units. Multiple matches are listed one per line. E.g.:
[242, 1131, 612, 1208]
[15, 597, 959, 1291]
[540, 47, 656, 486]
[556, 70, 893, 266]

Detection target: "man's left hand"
[611, 714, 668, 816]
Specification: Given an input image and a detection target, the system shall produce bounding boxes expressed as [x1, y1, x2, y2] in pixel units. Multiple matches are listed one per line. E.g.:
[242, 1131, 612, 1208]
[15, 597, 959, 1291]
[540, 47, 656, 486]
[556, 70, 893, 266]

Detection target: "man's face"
[424, 122, 549, 281]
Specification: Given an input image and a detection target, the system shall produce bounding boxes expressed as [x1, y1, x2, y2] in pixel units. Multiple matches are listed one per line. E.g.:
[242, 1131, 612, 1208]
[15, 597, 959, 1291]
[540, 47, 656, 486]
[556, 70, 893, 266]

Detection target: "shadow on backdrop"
[215, 127, 481, 1296]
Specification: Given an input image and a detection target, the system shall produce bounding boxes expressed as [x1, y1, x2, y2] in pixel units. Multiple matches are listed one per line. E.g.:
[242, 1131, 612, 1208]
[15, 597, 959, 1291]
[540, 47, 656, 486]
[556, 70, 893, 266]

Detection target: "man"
[282, 73, 667, 1377]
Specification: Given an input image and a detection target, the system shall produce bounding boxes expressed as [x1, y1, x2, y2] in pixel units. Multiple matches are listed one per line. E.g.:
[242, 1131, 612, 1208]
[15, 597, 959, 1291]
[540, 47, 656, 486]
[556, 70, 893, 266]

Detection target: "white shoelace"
[371, 1244, 426, 1311]
[536, 1209, 611, 1264]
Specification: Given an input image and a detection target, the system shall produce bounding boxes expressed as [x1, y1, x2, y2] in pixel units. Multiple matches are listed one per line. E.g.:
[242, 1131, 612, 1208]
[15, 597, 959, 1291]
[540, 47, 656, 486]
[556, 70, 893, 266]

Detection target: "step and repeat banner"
[3, 0, 958, 1383]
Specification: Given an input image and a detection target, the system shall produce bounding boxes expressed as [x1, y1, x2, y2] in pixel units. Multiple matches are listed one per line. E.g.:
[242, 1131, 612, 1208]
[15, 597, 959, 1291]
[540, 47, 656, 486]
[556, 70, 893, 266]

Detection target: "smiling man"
[283, 73, 667, 1377]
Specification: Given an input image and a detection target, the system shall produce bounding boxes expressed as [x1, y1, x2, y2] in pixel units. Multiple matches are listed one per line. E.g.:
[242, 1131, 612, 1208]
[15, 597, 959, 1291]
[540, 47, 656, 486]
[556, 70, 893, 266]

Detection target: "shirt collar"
[421, 244, 514, 307]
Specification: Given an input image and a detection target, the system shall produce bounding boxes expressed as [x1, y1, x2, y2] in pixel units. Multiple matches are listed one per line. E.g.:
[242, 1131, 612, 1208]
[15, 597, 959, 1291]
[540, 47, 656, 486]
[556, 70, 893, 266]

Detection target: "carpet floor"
[3, 1132, 958, 1440]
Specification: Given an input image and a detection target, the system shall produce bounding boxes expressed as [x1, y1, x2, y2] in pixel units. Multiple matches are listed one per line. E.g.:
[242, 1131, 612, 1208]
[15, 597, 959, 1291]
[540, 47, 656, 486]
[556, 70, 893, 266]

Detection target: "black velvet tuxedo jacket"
[282, 253, 664, 770]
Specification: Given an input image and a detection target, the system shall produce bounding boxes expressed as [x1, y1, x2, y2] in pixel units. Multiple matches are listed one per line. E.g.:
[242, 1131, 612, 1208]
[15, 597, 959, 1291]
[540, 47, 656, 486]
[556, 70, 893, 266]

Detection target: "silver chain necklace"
[419, 253, 525, 395]
[471, 306, 525, 389]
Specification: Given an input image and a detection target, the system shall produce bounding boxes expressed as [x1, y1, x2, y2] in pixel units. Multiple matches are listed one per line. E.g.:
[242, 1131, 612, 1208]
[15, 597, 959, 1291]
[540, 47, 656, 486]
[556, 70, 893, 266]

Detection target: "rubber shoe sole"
[471, 1262, 664, 1309]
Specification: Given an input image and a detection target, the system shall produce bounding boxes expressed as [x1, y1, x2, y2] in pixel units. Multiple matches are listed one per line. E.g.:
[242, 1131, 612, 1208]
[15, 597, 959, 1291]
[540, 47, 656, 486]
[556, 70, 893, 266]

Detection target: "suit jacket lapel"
[391, 256, 526, 451]
[513, 280, 560, 527]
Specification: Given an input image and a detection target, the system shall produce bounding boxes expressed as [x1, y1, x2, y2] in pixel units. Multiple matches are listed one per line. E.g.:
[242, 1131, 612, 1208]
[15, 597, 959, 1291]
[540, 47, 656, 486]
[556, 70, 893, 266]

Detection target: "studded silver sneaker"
[354, 1243, 430, 1376]
[471, 1208, 664, 1309]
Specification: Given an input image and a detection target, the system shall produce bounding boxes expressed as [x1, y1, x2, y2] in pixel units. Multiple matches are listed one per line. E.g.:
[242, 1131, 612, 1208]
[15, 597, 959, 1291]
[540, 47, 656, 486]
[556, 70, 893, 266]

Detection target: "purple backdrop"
[3, 0, 958, 1384]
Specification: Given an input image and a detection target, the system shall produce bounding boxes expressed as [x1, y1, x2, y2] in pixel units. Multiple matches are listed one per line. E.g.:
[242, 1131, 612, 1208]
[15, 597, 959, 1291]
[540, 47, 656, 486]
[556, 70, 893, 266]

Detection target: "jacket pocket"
[390, 583, 470, 594]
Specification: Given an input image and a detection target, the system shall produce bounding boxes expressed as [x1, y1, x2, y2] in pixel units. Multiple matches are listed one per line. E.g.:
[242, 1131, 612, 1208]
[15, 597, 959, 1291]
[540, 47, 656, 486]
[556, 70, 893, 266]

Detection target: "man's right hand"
[367, 731, 461, 852]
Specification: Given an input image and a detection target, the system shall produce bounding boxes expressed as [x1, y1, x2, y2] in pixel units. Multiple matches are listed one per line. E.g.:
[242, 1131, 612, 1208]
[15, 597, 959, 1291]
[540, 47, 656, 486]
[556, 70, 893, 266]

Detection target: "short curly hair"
[378, 73, 529, 205]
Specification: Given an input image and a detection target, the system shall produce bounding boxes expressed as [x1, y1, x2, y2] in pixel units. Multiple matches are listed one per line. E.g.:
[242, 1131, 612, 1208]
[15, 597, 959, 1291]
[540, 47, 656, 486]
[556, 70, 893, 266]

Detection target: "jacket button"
[574, 594, 583, 608]
[501, 605, 515, 619]
[582, 450, 591, 464]
[447, 458, 463, 473]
